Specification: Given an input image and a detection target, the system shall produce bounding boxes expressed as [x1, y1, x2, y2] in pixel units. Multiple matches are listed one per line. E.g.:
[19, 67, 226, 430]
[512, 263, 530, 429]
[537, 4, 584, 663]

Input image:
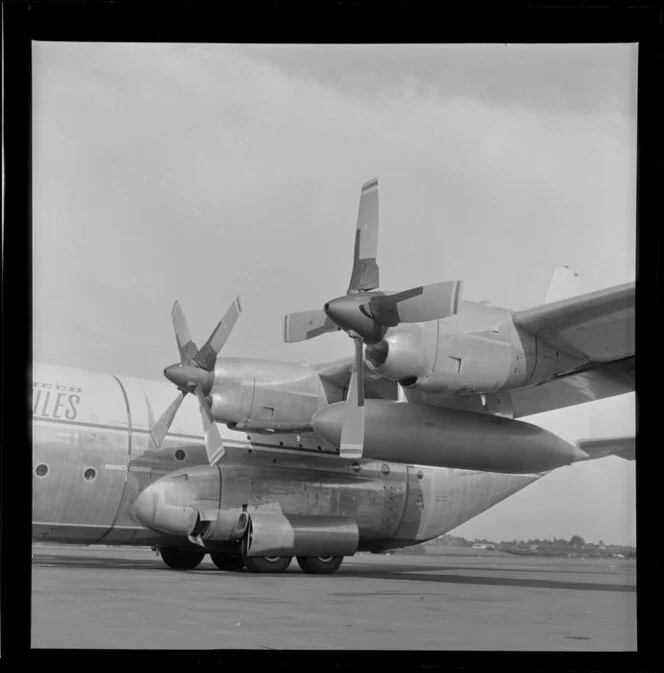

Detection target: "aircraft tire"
[296, 556, 344, 574]
[159, 546, 206, 570]
[243, 555, 292, 573]
[210, 552, 245, 571]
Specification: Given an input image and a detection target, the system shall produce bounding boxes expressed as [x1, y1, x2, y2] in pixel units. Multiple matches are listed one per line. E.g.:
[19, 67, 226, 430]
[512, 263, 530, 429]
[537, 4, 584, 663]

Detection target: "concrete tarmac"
[31, 544, 636, 650]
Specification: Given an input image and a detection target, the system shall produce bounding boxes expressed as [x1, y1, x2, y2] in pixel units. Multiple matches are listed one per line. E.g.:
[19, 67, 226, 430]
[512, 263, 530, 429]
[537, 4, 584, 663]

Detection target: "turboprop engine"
[364, 308, 586, 395]
[206, 358, 330, 433]
[282, 178, 463, 459]
[312, 399, 588, 473]
[281, 178, 586, 460]
[149, 298, 335, 464]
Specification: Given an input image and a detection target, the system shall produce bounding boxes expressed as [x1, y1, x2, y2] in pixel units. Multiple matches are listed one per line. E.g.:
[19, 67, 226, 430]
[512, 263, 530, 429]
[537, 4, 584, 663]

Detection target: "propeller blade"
[348, 178, 380, 293]
[194, 385, 225, 465]
[369, 280, 463, 326]
[194, 296, 242, 371]
[150, 391, 186, 449]
[283, 310, 338, 343]
[172, 301, 199, 363]
[145, 393, 155, 429]
[339, 338, 364, 459]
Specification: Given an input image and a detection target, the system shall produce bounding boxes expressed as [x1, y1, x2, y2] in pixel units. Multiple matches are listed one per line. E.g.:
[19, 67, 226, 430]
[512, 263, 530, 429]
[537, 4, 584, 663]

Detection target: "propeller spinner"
[150, 297, 242, 465]
[283, 178, 463, 459]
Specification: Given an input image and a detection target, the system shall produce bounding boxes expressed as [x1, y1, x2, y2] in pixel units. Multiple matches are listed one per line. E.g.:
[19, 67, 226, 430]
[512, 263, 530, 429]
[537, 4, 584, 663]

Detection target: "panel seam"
[94, 375, 133, 544]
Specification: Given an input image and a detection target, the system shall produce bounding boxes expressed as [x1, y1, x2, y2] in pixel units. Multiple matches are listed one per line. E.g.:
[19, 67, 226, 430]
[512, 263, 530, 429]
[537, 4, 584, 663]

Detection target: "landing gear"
[159, 546, 205, 570]
[296, 556, 344, 574]
[243, 555, 292, 574]
[210, 552, 245, 571]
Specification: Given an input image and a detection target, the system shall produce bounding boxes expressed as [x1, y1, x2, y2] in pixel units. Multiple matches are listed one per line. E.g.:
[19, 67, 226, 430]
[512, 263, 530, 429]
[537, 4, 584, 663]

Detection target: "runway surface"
[32, 544, 636, 650]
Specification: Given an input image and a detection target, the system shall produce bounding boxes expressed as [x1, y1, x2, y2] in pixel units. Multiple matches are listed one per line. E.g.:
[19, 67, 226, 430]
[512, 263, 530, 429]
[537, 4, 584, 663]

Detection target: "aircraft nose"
[163, 364, 213, 395]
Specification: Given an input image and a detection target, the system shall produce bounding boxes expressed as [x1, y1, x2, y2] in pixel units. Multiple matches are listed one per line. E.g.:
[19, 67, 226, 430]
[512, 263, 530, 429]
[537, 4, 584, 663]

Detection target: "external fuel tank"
[312, 399, 588, 473]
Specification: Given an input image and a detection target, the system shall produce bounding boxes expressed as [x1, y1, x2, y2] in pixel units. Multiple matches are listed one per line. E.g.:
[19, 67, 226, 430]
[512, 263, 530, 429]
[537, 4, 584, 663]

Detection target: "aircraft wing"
[576, 435, 635, 462]
[513, 281, 634, 363]
[316, 281, 634, 414]
[507, 356, 634, 418]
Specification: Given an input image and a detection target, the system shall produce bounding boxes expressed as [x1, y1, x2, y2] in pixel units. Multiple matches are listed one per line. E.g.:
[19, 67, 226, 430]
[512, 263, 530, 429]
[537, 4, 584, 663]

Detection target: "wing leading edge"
[513, 281, 634, 363]
[315, 281, 634, 417]
[506, 280, 634, 416]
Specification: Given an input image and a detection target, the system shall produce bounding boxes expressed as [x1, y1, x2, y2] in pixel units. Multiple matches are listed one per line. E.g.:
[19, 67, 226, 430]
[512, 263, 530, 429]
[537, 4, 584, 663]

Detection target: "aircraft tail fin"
[545, 266, 580, 304]
[576, 436, 635, 462]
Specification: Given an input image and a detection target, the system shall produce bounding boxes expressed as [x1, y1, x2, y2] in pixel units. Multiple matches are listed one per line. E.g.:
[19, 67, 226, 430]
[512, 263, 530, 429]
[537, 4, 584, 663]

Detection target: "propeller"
[338, 337, 365, 460]
[149, 297, 241, 466]
[283, 178, 463, 459]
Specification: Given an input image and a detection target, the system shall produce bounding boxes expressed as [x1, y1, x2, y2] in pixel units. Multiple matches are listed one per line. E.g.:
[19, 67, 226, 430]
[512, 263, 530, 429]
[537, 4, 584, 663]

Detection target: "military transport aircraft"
[32, 179, 634, 575]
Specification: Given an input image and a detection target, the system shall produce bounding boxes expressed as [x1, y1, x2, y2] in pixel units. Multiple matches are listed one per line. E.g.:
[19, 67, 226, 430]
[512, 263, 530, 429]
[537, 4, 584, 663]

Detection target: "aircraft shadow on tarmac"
[33, 554, 635, 593]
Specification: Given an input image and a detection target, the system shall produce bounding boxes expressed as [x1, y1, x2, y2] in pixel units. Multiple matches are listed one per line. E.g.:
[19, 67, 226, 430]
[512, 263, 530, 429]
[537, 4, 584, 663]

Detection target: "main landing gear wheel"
[159, 546, 206, 570]
[296, 556, 344, 574]
[243, 556, 292, 574]
[210, 552, 245, 571]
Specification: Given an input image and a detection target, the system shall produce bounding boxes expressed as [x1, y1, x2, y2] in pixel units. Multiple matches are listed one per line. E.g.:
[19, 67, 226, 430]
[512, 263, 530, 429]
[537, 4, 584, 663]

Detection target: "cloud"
[32, 42, 635, 371]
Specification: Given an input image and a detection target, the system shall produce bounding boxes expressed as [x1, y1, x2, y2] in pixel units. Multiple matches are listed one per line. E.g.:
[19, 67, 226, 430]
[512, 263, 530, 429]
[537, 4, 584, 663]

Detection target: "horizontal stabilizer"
[576, 436, 635, 462]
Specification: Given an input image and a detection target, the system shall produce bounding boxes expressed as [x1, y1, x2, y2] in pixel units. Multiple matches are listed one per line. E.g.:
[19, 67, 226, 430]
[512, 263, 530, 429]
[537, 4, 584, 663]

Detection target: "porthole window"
[351, 462, 361, 473]
[416, 470, 424, 480]
[174, 449, 186, 461]
[35, 463, 49, 477]
[83, 467, 97, 481]
[381, 464, 390, 475]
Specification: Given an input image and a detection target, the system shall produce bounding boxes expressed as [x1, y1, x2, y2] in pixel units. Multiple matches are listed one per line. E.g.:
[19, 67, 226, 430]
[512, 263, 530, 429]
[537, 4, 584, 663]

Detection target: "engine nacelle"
[208, 358, 328, 432]
[365, 322, 435, 384]
[365, 303, 586, 395]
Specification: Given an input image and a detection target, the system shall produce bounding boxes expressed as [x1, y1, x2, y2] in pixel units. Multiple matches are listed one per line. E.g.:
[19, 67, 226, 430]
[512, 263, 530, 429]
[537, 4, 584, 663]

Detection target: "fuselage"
[32, 362, 542, 549]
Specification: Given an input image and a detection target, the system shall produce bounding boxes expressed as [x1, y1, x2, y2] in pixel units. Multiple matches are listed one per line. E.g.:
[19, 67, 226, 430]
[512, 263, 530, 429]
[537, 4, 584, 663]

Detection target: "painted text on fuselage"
[33, 382, 81, 420]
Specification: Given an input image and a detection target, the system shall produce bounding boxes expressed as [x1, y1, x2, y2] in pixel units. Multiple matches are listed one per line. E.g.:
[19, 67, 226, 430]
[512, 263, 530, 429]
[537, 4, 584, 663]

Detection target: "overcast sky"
[32, 42, 636, 545]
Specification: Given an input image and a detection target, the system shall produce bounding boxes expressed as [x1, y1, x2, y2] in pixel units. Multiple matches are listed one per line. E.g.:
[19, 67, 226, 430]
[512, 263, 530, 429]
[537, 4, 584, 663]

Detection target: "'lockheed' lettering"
[33, 382, 82, 393]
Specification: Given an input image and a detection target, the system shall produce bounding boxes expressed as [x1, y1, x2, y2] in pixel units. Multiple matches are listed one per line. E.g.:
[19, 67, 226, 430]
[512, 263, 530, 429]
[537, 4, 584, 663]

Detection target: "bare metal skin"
[155, 289, 633, 436]
[365, 301, 586, 394]
[32, 363, 539, 551]
[207, 358, 331, 432]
